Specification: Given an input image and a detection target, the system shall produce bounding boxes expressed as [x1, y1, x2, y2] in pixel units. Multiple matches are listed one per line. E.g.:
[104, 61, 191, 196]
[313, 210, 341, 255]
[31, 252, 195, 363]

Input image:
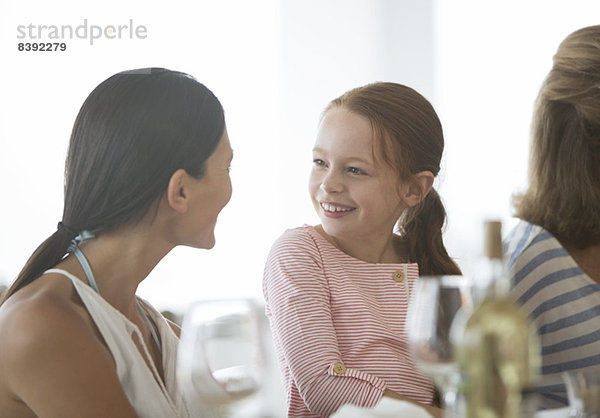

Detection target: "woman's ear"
[166, 169, 189, 214]
[402, 171, 435, 208]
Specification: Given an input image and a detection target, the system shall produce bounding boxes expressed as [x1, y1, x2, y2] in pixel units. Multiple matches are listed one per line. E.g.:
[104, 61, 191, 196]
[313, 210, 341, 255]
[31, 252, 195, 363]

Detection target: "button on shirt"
[393, 270, 405, 282]
[333, 363, 346, 375]
[263, 225, 434, 417]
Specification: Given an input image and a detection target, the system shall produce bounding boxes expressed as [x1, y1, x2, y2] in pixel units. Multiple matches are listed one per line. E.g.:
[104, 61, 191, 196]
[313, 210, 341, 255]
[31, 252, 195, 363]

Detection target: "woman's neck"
[61, 225, 172, 315]
[563, 242, 600, 284]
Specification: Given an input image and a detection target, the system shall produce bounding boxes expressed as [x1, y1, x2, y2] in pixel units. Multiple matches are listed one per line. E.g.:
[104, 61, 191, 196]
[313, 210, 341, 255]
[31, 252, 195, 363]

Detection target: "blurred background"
[1, 0, 599, 314]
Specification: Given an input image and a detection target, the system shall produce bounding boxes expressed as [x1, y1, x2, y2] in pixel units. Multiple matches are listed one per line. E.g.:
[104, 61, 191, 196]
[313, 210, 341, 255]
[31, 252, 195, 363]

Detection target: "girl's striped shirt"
[263, 225, 434, 417]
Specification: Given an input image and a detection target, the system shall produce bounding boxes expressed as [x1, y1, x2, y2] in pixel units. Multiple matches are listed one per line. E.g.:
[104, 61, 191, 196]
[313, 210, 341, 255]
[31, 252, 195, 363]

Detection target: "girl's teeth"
[322, 203, 353, 212]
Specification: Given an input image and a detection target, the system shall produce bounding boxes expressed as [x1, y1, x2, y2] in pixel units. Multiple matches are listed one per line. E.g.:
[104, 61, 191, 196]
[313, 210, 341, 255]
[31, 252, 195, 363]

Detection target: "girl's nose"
[320, 171, 343, 193]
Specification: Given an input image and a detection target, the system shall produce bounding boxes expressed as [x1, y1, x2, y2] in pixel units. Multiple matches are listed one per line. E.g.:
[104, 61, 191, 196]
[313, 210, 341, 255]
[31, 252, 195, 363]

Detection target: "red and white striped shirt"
[263, 225, 434, 417]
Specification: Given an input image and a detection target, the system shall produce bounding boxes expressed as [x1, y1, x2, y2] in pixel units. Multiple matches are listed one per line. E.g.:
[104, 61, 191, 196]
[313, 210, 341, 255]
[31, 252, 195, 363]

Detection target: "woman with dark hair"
[263, 82, 459, 417]
[0, 68, 233, 417]
[505, 25, 600, 410]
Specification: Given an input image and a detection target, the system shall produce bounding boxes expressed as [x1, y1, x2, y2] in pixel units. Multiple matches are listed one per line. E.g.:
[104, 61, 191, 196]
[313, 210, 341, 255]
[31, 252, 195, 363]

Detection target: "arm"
[0, 296, 139, 418]
[384, 389, 442, 418]
[263, 231, 386, 416]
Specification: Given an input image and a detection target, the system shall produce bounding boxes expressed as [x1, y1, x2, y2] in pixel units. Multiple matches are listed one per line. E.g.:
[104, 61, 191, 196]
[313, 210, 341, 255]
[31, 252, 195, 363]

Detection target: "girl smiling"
[263, 82, 460, 418]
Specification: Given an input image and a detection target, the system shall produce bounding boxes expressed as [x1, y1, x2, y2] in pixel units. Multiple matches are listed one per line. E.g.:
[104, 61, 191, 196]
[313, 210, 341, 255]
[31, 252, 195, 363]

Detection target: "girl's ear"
[166, 169, 189, 214]
[402, 171, 435, 207]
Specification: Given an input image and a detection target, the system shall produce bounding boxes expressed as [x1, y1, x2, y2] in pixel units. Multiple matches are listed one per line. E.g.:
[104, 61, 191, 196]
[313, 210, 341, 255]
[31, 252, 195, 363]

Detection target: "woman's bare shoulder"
[0, 272, 85, 331]
[0, 272, 98, 373]
[0, 273, 138, 417]
[0, 275, 87, 416]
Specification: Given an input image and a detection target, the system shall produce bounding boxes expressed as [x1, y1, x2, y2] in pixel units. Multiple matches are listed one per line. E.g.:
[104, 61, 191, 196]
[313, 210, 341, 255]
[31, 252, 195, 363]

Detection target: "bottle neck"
[473, 256, 510, 304]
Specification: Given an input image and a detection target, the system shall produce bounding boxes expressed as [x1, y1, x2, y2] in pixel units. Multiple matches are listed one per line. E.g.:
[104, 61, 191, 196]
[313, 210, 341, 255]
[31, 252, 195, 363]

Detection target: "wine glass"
[406, 275, 474, 418]
[177, 298, 268, 417]
[563, 370, 600, 418]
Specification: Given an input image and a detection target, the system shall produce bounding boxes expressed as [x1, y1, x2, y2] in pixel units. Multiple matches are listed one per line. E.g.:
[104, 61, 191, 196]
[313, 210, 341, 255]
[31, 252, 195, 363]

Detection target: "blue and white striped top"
[504, 220, 600, 409]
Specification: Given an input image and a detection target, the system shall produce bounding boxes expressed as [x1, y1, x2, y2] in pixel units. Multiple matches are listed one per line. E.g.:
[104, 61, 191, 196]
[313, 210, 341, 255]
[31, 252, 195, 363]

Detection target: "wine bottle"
[456, 220, 541, 418]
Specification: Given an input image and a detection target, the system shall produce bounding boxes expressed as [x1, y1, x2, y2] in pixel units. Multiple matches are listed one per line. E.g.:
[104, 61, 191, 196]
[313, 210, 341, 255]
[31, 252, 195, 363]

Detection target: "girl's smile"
[319, 201, 356, 218]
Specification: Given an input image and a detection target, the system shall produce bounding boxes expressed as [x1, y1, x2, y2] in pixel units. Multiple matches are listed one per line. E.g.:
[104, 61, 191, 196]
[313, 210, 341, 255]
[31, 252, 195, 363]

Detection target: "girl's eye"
[348, 167, 364, 175]
[313, 159, 326, 167]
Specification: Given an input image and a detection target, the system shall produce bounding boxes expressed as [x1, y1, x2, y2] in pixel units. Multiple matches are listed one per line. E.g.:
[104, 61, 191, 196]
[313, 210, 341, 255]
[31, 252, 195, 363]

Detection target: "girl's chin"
[319, 222, 348, 236]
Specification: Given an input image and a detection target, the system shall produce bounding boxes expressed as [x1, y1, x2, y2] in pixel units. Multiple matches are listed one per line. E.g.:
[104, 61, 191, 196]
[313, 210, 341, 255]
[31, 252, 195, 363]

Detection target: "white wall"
[2, 0, 599, 312]
[435, 0, 600, 274]
[277, 0, 435, 231]
[0, 0, 434, 313]
[0, 0, 284, 311]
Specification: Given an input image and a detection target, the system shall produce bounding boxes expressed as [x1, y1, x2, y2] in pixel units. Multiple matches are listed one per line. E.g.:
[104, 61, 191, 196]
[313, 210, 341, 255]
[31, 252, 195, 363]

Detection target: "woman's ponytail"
[0, 225, 75, 305]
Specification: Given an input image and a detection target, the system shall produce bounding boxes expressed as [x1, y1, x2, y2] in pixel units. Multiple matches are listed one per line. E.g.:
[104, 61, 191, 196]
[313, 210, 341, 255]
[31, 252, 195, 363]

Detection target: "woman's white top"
[45, 268, 191, 418]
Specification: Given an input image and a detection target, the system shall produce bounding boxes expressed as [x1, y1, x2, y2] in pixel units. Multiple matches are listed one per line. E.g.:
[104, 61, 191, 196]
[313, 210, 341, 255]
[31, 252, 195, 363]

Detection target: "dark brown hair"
[513, 25, 600, 249]
[1, 68, 224, 304]
[324, 82, 461, 275]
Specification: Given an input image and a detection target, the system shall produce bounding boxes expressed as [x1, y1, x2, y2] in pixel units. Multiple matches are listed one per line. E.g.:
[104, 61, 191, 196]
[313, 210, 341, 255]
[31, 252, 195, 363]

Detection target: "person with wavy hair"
[505, 25, 600, 409]
[0, 68, 233, 417]
[263, 82, 460, 417]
